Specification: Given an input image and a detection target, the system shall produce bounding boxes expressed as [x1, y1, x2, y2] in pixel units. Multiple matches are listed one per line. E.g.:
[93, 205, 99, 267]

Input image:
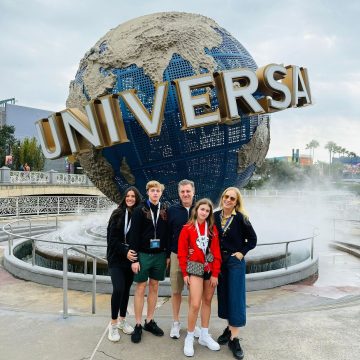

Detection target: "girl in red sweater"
[178, 198, 222, 357]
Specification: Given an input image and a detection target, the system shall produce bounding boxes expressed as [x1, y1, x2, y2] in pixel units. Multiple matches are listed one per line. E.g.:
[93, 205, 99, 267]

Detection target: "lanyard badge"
[195, 221, 209, 256]
[149, 201, 161, 249]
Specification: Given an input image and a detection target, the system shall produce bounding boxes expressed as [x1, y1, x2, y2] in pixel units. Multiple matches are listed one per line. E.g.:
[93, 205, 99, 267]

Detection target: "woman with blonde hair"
[178, 198, 222, 357]
[214, 187, 257, 360]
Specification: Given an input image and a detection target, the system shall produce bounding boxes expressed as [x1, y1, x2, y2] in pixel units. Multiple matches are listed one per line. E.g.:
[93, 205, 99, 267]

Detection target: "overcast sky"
[0, 0, 359, 162]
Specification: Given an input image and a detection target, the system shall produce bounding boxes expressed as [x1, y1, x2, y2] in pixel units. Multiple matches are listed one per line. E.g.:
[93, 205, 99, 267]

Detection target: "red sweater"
[177, 222, 222, 278]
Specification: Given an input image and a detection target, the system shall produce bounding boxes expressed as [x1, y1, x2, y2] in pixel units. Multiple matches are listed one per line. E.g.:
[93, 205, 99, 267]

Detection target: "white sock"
[201, 327, 209, 337]
[187, 331, 195, 338]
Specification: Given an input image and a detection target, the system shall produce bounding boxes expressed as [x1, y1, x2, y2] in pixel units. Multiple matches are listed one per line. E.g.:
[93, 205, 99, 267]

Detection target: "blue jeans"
[217, 256, 246, 327]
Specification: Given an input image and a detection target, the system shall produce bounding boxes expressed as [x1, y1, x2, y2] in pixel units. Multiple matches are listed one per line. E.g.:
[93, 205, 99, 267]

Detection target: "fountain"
[3, 191, 336, 294]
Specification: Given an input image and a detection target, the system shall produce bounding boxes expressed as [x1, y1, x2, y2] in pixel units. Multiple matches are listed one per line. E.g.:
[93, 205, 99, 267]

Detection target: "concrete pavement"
[1, 246, 360, 360]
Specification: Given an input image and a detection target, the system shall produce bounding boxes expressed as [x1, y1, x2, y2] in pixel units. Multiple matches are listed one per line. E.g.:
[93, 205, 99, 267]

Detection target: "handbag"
[205, 251, 214, 263]
[186, 261, 204, 276]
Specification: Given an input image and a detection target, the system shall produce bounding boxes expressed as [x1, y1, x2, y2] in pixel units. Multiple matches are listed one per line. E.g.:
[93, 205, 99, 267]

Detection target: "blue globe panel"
[78, 20, 268, 204]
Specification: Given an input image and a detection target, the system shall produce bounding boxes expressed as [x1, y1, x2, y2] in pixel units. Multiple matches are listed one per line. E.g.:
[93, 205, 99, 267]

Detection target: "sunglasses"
[223, 194, 236, 202]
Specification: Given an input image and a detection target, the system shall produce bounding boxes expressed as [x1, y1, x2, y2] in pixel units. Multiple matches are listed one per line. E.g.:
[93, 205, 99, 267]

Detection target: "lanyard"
[195, 221, 209, 256]
[124, 209, 131, 243]
[221, 212, 234, 234]
[149, 201, 160, 238]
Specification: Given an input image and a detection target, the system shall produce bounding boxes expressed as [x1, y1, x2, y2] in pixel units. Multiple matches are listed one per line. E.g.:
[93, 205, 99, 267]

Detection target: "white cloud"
[0, 0, 358, 163]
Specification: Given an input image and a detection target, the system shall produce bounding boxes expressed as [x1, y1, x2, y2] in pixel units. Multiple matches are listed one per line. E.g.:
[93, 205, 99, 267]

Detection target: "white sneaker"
[198, 333, 220, 351]
[108, 324, 120, 342]
[184, 335, 194, 357]
[194, 326, 201, 338]
[170, 321, 181, 339]
[117, 319, 134, 334]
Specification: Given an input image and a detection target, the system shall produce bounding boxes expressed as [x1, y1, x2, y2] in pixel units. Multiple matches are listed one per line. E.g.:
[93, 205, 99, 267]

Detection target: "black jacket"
[106, 209, 132, 268]
[167, 202, 194, 254]
[129, 200, 169, 255]
[214, 210, 257, 256]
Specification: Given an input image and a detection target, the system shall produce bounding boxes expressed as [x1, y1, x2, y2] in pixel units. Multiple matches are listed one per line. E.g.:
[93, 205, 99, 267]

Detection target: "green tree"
[348, 151, 357, 158]
[305, 139, 320, 162]
[325, 141, 337, 164]
[12, 137, 45, 171]
[0, 125, 16, 167]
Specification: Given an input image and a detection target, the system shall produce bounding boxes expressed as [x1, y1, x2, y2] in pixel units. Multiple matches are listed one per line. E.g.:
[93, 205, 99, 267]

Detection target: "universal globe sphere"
[67, 12, 270, 203]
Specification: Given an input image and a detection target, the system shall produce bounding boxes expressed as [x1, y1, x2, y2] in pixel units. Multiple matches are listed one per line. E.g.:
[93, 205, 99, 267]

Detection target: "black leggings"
[109, 266, 134, 320]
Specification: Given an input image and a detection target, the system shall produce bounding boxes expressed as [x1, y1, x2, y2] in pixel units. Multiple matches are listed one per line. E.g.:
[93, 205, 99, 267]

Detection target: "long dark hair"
[108, 187, 142, 227]
[188, 198, 215, 237]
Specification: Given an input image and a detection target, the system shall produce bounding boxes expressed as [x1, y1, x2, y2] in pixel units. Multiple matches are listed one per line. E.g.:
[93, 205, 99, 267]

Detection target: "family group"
[106, 179, 257, 359]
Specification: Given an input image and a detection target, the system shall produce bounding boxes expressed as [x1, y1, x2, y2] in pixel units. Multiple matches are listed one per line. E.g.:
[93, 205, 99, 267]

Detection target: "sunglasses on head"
[223, 194, 236, 202]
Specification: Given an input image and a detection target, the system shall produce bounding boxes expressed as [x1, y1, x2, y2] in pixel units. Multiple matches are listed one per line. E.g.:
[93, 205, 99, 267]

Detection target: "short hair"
[178, 179, 195, 192]
[146, 180, 165, 191]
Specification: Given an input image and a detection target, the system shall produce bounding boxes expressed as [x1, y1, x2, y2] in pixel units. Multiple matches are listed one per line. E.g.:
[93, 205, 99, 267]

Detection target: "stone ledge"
[4, 239, 319, 294]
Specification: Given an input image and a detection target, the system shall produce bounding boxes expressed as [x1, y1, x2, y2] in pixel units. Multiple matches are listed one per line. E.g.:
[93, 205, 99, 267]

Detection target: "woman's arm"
[238, 214, 257, 256]
[210, 226, 222, 278]
[177, 225, 190, 278]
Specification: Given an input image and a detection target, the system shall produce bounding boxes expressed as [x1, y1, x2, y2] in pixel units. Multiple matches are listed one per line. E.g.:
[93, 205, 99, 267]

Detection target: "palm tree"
[334, 145, 342, 159]
[349, 151, 357, 158]
[305, 139, 320, 163]
[325, 141, 337, 164]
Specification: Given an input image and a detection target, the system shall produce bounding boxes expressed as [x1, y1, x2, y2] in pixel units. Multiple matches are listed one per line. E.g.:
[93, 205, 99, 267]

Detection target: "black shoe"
[143, 319, 164, 336]
[131, 324, 142, 343]
[218, 326, 231, 345]
[228, 337, 244, 359]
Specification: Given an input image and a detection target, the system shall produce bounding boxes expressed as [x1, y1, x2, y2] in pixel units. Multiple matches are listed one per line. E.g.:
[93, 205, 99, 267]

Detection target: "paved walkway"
[1, 246, 360, 360]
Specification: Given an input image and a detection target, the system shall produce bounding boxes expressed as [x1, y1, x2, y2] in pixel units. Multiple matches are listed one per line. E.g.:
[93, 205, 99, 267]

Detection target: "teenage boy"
[129, 180, 169, 343]
[167, 179, 200, 339]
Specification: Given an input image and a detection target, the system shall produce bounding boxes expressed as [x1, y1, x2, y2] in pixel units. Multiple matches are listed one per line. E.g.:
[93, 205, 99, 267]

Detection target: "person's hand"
[184, 275, 190, 287]
[166, 258, 171, 269]
[131, 262, 140, 274]
[231, 252, 244, 261]
[188, 248, 194, 255]
[127, 249, 138, 262]
[209, 276, 218, 287]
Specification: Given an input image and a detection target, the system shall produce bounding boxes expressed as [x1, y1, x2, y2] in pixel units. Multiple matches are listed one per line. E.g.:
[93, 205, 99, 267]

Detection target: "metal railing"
[2, 216, 319, 316]
[256, 228, 318, 270]
[5, 170, 91, 186]
[2, 216, 58, 258]
[2, 216, 106, 270]
[0, 195, 115, 217]
[63, 246, 107, 318]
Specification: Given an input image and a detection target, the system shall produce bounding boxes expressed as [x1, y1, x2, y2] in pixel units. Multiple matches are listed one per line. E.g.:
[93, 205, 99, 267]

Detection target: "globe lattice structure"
[67, 13, 270, 204]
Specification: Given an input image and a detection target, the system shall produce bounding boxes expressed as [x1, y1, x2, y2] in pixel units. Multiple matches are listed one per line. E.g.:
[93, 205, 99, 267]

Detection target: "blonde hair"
[188, 198, 215, 236]
[146, 180, 165, 191]
[219, 187, 249, 218]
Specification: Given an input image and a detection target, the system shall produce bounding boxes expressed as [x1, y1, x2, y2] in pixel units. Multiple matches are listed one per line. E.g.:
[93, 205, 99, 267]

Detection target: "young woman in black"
[107, 186, 142, 342]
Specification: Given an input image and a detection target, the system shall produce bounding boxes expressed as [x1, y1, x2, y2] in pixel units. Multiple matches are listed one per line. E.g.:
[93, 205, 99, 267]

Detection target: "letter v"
[120, 82, 168, 137]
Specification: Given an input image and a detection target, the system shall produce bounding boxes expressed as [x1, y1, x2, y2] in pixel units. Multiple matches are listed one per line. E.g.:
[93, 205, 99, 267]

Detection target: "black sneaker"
[228, 337, 244, 359]
[217, 326, 231, 345]
[131, 324, 142, 343]
[143, 319, 164, 336]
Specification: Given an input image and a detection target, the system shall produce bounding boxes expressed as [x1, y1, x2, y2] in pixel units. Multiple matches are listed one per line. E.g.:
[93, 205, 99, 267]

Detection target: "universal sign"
[36, 64, 311, 159]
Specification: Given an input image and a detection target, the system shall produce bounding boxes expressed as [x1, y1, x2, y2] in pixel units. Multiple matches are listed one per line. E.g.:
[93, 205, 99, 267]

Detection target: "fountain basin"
[4, 238, 318, 293]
